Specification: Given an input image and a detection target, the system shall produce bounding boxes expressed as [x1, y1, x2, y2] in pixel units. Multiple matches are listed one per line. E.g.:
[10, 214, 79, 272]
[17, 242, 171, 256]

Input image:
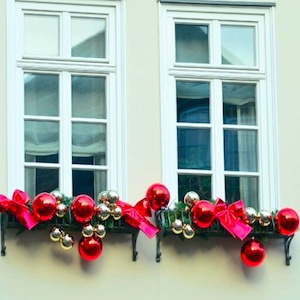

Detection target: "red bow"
[117, 198, 158, 239]
[215, 198, 252, 241]
[0, 190, 39, 229]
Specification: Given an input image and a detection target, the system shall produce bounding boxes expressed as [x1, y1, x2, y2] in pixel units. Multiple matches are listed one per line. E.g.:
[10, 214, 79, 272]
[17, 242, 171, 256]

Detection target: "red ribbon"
[214, 198, 252, 241]
[0, 190, 39, 229]
[117, 198, 158, 239]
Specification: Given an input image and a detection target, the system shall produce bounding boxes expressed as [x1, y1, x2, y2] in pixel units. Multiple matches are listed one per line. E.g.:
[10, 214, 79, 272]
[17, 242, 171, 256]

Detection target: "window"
[7, 1, 125, 200]
[160, 4, 278, 209]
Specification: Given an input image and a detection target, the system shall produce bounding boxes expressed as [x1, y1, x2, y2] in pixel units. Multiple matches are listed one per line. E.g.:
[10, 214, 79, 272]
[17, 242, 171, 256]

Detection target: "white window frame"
[159, 3, 278, 210]
[7, 0, 126, 199]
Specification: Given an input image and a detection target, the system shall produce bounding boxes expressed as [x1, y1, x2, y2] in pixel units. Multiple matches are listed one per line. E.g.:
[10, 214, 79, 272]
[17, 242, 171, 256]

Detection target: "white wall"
[0, 1, 300, 300]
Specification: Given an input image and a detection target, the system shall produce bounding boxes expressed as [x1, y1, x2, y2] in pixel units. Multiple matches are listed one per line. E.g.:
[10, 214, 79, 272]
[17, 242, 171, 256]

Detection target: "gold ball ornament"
[184, 191, 200, 208]
[50, 227, 63, 242]
[60, 233, 75, 250]
[182, 224, 195, 239]
[96, 203, 111, 220]
[172, 219, 183, 234]
[82, 224, 95, 237]
[56, 203, 67, 218]
[51, 190, 63, 203]
[245, 207, 258, 224]
[258, 210, 273, 226]
[94, 224, 106, 238]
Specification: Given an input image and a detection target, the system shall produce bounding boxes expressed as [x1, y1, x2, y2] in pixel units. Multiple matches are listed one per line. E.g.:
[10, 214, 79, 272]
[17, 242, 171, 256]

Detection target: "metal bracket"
[0, 212, 7, 256]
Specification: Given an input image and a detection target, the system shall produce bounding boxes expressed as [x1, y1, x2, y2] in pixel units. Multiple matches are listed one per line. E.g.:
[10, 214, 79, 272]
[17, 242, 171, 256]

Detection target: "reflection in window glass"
[72, 76, 106, 119]
[177, 128, 211, 170]
[223, 83, 256, 125]
[221, 25, 256, 66]
[24, 14, 60, 56]
[71, 17, 106, 58]
[24, 73, 59, 117]
[177, 81, 210, 123]
[178, 174, 211, 201]
[225, 176, 258, 207]
[175, 24, 209, 63]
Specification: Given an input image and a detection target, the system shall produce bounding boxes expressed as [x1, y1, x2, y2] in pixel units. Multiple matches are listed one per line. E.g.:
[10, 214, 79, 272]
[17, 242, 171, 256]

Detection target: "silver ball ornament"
[107, 190, 119, 205]
[94, 224, 106, 238]
[60, 233, 75, 250]
[258, 210, 273, 226]
[82, 224, 94, 237]
[172, 219, 183, 234]
[245, 207, 258, 224]
[56, 203, 67, 218]
[96, 203, 111, 220]
[182, 224, 195, 239]
[184, 191, 200, 208]
[51, 190, 63, 203]
[98, 191, 108, 203]
[113, 206, 122, 220]
[50, 227, 63, 242]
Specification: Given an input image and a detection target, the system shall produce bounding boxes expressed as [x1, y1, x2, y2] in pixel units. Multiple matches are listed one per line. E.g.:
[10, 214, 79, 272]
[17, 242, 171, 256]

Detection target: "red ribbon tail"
[219, 218, 252, 241]
[16, 211, 40, 230]
[138, 221, 159, 239]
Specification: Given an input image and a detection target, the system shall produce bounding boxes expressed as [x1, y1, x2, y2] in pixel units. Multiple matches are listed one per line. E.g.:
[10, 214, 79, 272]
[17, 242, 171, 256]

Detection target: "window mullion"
[60, 71, 73, 196]
[211, 79, 225, 200]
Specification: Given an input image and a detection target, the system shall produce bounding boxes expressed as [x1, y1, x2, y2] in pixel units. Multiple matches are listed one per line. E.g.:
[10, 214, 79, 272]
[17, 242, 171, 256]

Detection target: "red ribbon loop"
[0, 190, 39, 229]
[117, 198, 158, 239]
[215, 198, 252, 241]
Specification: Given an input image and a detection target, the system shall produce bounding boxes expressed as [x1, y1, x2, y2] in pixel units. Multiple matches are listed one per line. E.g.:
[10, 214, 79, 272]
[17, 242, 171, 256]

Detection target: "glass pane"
[178, 174, 211, 201]
[73, 169, 106, 199]
[72, 76, 106, 119]
[24, 73, 59, 117]
[224, 130, 257, 172]
[25, 167, 59, 199]
[221, 25, 256, 66]
[25, 121, 59, 159]
[72, 123, 106, 164]
[223, 83, 256, 125]
[24, 14, 59, 56]
[177, 81, 210, 123]
[225, 176, 258, 208]
[71, 17, 106, 58]
[177, 128, 211, 170]
[175, 24, 209, 63]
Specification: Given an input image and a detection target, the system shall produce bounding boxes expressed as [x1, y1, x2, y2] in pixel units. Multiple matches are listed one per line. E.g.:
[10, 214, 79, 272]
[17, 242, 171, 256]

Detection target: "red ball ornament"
[71, 195, 95, 223]
[32, 192, 57, 221]
[146, 183, 170, 211]
[78, 235, 103, 261]
[275, 208, 299, 236]
[241, 238, 265, 267]
[191, 200, 215, 228]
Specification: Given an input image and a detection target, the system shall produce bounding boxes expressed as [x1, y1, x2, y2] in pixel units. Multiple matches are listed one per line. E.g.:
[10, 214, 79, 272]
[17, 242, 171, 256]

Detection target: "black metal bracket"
[1, 212, 7, 256]
[155, 209, 295, 266]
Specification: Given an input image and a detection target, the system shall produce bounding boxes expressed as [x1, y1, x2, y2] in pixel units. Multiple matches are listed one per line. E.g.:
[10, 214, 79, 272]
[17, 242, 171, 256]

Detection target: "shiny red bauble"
[275, 208, 299, 236]
[32, 192, 57, 221]
[191, 200, 215, 228]
[241, 238, 265, 267]
[78, 235, 103, 261]
[146, 183, 170, 211]
[71, 195, 95, 223]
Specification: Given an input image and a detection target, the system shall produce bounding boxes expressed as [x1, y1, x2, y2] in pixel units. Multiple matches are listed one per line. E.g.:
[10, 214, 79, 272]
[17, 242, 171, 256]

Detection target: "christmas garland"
[0, 184, 299, 268]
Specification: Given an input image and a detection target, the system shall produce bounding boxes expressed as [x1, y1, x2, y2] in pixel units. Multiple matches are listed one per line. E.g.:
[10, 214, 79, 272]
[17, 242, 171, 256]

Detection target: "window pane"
[24, 73, 59, 117]
[178, 174, 211, 201]
[177, 81, 210, 123]
[221, 25, 256, 66]
[223, 83, 256, 125]
[72, 123, 106, 164]
[224, 130, 257, 172]
[177, 128, 211, 170]
[73, 170, 106, 199]
[71, 17, 106, 58]
[175, 24, 209, 63]
[24, 14, 59, 56]
[72, 76, 106, 119]
[25, 167, 59, 199]
[225, 176, 258, 208]
[25, 121, 59, 159]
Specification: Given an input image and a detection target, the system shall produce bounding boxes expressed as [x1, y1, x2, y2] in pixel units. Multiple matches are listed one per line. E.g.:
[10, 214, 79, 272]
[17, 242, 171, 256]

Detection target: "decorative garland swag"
[0, 184, 299, 267]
